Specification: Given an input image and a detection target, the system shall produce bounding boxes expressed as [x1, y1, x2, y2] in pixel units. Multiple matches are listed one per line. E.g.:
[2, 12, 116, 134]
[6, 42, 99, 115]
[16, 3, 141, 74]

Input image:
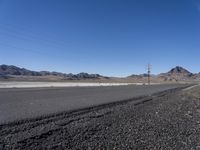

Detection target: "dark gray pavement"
[0, 84, 185, 124]
[1, 84, 198, 150]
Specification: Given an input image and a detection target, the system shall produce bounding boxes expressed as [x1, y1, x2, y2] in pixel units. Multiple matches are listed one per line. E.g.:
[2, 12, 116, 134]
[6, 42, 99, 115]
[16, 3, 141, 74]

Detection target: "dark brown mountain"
[158, 66, 194, 81]
[0, 64, 39, 76]
[0, 64, 107, 80]
[167, 66, 192, 76]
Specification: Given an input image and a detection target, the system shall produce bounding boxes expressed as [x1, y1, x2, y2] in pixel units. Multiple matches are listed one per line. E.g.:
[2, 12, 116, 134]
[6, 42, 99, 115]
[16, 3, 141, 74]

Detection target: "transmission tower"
[147, 64, 151, 85]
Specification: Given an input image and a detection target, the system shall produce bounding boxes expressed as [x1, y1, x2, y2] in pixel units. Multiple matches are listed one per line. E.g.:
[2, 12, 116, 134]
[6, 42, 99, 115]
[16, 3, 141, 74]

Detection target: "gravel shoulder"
[1, 85, 200, 149]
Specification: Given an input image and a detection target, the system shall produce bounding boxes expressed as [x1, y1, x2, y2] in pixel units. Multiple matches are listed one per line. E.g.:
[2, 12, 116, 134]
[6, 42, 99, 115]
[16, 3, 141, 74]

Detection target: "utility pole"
[147, 64, 151, 85]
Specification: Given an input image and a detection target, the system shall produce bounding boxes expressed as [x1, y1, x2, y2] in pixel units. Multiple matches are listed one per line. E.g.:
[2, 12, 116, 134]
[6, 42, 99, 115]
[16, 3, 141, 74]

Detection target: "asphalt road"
[1, 85, 197, 150]
[0, 84, 185, 124]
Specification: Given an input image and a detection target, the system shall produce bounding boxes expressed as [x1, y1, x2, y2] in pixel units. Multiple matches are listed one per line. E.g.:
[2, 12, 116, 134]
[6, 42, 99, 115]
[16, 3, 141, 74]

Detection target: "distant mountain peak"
[167, 66, 191, 75]
[157, 66, 194, 81]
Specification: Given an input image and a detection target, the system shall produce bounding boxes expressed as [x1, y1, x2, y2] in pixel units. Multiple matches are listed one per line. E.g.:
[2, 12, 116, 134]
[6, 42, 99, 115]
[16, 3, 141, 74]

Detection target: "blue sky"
[0, 0, 200, 77]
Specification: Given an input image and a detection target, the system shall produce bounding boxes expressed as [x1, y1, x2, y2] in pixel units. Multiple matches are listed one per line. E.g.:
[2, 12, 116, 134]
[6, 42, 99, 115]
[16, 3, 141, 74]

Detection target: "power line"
[0, 30, 67, 51]
[0, 23, 71, 49]
[0, 40, 72, 61]
[0, 41, 50, 56]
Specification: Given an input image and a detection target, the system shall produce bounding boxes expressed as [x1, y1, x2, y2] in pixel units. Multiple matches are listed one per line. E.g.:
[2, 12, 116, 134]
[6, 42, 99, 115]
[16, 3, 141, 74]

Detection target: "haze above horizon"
[0, 0, 200, 77]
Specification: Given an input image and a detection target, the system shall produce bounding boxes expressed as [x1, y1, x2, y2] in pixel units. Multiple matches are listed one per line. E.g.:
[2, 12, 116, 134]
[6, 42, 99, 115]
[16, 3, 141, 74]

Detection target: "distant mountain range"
[0, 64, 200, 82]
[0, 64, 108, 80]
[128, 66, 200, 82]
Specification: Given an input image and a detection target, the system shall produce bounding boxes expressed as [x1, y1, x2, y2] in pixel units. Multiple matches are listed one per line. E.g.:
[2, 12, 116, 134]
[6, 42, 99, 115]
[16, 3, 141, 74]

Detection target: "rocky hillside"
[0, 65, 41, 76]
[158, 66, 195, 81]
[167, 66, 192, 76]
[0, 65, 107, 80]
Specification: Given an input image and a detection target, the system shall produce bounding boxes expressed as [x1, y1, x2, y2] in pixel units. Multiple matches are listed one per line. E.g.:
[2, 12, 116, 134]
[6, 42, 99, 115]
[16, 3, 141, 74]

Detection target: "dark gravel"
[1, 85, 200, 149]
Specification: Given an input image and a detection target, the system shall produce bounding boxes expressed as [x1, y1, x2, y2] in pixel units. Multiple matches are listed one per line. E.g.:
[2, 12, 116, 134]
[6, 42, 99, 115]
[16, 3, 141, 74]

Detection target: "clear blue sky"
[0, 0, 200, 77]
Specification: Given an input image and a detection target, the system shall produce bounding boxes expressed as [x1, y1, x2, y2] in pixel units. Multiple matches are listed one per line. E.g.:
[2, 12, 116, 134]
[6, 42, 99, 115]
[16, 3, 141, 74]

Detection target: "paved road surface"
[0, 84, 185, 124]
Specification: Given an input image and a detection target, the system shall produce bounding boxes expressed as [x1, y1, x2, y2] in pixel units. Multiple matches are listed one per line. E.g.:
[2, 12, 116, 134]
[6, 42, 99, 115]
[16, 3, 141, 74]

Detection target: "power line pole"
[147, 64, 151, 85]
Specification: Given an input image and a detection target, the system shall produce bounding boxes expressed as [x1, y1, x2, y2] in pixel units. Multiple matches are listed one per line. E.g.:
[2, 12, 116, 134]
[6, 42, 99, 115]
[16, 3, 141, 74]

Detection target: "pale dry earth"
[0, 81, 144, 88]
